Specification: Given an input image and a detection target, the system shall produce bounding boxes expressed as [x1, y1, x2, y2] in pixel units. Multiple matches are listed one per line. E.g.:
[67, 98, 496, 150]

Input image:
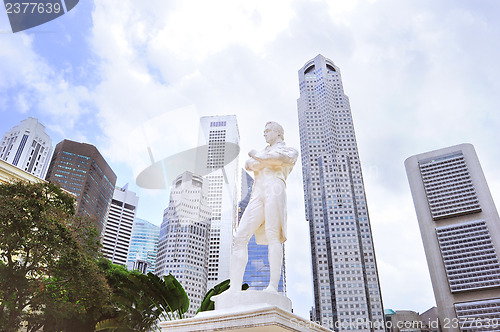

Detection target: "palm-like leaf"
[95, 272, 189, 331]
[160, 274, 190, 317]
[128, 273, 189, 319]
[197, 279, 249, 314]
[95, 318, 127, 331]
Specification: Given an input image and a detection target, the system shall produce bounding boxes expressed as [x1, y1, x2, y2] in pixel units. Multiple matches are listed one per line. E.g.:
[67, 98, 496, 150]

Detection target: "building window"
[419, 152, 481, 220]
[436, 220, 500, 293]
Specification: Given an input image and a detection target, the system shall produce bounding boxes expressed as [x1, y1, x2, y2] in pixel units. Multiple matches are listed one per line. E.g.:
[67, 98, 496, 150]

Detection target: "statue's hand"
[248, 149, 258, 158]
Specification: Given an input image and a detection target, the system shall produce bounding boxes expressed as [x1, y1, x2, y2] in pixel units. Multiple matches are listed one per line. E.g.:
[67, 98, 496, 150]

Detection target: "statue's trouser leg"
[230, 235, 251, 291]
[264, 183, 285, 292]
[267, 239, 282, 292]
[230, 198, 264, 291]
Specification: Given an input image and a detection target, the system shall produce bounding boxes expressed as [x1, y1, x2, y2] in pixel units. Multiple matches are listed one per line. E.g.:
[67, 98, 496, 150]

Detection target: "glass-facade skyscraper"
[45, 139, 116, 233]
[297, 55, 385, 330]
[127, 218, 159, 274]
[240, 169, 285, 292]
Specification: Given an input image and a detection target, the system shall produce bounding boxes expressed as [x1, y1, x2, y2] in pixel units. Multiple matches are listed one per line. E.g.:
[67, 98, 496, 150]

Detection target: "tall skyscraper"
[0, 117, 52, 179]
[239, 169, 285, 292]
[155, 171, 212, 317]
[297, 55, 385, 330]
[102, 185, 139, 266]
[198, 115, 240, 288]
[127, 217, 160, 274]
[45, 139, 117, 233]
[405, 143, 500, 331]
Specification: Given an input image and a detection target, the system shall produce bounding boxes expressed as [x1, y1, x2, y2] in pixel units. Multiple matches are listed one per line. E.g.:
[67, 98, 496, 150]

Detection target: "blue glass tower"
[239, 169, 285, 293]
[127, 217, 160, 274]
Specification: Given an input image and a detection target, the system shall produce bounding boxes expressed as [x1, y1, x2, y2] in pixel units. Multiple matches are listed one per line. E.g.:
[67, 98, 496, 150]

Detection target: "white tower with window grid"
[155, 171, 212, 317]
[198, 115, 240, 289]
[297, 55, 385, 330]
[102, 185, 139, 266]
[405, 143, 500, 331]
[0, 117, 52, 179]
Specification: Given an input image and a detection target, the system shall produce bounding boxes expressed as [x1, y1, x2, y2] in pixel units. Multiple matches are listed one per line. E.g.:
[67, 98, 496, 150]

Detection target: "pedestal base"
[159, 304, 331, 332]
[213, 290, 292, 312]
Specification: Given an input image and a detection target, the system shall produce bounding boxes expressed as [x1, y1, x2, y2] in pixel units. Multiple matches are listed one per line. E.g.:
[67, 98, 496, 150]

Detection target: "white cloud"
[0, 32, 92, 140]
[125, 105, 201, 177]
[84, 0, 500, 318]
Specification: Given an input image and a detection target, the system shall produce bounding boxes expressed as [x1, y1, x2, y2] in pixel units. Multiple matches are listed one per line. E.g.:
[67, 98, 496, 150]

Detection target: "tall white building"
[198, 115, 240, 288]
[102, 185, 139, 266]
[297, 55, 385, 330]
[155, 172, 212, 317]
[405, 143, 500, 331]
[0, 117, 52, 179]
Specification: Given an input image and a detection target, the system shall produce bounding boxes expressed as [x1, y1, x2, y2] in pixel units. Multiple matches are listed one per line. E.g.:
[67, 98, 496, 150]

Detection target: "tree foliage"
[0, 181, 238, 332]
[0, 181, 110, 332]
[95, 272, 189, 332]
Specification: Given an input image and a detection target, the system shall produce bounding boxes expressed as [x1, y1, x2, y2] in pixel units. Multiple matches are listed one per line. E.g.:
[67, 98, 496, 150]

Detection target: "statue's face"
[264, 125, 279, 144]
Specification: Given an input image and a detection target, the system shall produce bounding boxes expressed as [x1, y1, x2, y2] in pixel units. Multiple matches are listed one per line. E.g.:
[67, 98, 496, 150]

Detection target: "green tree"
[0, 181, 110, 332]
[95, 258, 143, 323]
[96, 272, 189, 332]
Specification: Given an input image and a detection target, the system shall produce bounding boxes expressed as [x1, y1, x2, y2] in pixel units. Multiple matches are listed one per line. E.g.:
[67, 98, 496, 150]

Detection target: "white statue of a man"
[229, 121, 298, 293]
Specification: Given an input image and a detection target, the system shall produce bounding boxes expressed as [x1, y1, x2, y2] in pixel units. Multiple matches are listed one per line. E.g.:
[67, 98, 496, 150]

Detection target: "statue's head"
[265, 121, 284, 143]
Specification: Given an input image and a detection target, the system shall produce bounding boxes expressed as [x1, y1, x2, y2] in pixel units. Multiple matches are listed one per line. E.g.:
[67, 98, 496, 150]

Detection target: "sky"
[2, 0, 500, 321]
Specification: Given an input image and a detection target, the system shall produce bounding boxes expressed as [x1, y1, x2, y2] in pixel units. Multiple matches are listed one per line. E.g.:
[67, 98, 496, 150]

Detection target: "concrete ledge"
[213, 290, 292, 312]
[159, 305, 331, 332]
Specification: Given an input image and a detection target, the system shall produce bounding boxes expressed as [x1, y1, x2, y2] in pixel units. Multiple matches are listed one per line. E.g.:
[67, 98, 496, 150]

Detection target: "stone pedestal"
[159, 304, 330, 331]
[159, 291, 330, 332]
[212, 289, 292, 312]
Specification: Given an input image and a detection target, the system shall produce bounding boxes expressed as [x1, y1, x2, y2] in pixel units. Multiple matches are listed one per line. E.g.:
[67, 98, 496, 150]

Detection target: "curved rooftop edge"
[299, 54, 337, 74]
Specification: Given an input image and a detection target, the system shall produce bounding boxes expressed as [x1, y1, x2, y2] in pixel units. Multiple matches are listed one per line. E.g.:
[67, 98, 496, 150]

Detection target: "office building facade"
[384, 310, 431, 332]
[102, 185, 139, 266]
[155, 172, 212, 317]
[127, 218, 160, 274]
[239, 169, 285, 292]
[297, 54, 385, 330]
[405, 143, 500, 331]
[198, 115, 240, 288]
[0, 117, 52, 179]
[45, 139, 116, 233]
